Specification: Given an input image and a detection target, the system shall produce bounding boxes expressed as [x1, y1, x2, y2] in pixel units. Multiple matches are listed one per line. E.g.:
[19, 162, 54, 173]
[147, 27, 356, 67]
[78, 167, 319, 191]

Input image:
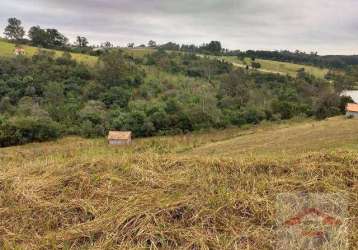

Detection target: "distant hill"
[0, 39, 330, 78]
[215, 55, 329, 79]
[229, 49, 358, 69]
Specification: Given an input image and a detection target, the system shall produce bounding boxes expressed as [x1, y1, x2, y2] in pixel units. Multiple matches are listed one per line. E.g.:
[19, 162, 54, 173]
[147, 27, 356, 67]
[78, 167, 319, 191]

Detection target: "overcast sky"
[0, 0, 357, 55]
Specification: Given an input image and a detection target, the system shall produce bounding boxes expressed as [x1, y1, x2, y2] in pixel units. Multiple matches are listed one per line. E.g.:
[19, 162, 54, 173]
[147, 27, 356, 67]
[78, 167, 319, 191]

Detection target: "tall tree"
[76, 36, 89, 47]
[102, 41, 113, 49]
[148, 40, 157, 48]
[28, 26, 47, 47]
[46, 29, 68, 48]
[29, 26, 68, 48]
[4, 17, 25, 41]
[203, 41, 222, 54]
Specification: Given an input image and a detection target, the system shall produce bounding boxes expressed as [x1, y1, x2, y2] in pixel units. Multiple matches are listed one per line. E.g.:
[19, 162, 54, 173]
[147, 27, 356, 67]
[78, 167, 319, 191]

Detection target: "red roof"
[346, 103, 358, 112]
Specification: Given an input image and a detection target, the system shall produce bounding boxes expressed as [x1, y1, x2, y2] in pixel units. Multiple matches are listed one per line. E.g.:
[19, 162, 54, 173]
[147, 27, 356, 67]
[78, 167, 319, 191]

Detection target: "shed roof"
[108, 131, 132, 140]
[346, 103, 358, 112]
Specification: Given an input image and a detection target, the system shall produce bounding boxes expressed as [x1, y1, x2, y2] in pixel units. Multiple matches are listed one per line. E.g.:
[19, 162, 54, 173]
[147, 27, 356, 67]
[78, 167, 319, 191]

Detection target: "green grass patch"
[218, 55, 329, 78]
[0, 39, 98, 65]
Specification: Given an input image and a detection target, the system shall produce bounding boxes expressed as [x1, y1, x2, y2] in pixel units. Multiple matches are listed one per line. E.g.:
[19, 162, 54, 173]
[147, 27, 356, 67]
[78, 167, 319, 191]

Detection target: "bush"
[0, 116, 60, 147]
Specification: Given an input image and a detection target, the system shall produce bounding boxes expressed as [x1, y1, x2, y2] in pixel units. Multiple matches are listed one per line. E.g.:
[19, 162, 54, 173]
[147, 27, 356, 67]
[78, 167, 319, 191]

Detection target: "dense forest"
[0, 48, 352, 147]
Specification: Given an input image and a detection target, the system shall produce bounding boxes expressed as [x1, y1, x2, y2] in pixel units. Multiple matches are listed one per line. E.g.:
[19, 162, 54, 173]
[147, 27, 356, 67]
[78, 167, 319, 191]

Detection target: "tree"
[46, 29, 68, 48]
[159, 42, 180, 51]
[200, 41, 222, 54]
[251, 62, 261, 69]
[102, 41, 113, 49]
[127, 43, 135, 48]
[314, 93, 341, 119]
[148, 40, 157, 48]
[4, 17, 25, 41]
[29, 26, 68, 48]
[206, 41, 222, 54]
[28, 26, 47, 47]
[97, 50, 144, 87]
[76, 36, 89, 47]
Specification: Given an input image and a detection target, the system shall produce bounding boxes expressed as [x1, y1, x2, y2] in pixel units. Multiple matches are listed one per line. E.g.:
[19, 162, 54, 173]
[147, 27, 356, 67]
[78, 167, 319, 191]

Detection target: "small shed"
[108, 131, 132, 145]
[14, 48, 25, 56]
[346, 103, 358, 118]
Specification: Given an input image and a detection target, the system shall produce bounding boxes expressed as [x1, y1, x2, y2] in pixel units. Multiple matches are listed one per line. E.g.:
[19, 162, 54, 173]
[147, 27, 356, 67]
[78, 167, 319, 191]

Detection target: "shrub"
[0, 116, 60, 147]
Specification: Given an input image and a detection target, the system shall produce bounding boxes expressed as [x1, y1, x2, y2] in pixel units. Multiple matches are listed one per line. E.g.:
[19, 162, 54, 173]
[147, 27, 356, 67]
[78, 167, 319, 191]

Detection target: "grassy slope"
[0, 40, 154, 64]
[122, 47, 155, 58]
[0, 39, 327, 78]
[191, 117, 358, 159]
[1, 117, 357, 249]
[217, 55, 329, 78]
[0, 39, 98, 65]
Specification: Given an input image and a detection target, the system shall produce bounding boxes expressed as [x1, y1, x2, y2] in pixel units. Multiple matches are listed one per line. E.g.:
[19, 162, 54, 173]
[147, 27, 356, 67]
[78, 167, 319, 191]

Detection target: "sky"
[0, 0, 357, 55]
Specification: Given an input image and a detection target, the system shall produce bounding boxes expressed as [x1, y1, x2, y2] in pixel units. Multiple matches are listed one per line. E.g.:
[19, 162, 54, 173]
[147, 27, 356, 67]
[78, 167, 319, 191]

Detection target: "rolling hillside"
[1, 117, 357, 249]
[191, 116, 358, 159]
[0, 39, 98, 65]
[0, 39, 329, 78]
[0, 39, 155, 65]
[217, 55, 329, 78]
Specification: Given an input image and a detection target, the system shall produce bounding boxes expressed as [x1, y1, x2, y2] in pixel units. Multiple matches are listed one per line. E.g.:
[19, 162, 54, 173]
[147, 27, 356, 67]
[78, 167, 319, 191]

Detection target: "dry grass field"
[0, 117, 357, 249]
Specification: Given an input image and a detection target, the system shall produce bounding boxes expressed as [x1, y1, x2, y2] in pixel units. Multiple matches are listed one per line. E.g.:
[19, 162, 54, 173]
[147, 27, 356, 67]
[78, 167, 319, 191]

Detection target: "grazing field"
[0, 117, 357, 249]
[218, 55, 329, 78]
[0, 39, 98, 65]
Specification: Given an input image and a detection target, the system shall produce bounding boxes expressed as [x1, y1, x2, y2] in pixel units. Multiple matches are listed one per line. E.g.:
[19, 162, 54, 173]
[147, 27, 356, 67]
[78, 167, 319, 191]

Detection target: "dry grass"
[0, 117, 357, 249]
[191, 117, 358, 160]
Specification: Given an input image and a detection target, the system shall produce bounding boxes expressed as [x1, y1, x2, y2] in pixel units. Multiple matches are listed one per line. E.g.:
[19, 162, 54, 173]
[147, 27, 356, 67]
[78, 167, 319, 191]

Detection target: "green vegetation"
[217, 55, 329, 78]
[228, 49, 358, 69]
[1, 16, 358, 250]
[0, 39, 97, 65]
[0, 117, 357, 249]
[122, 47, 155, 58]
[0, 48, 351, 147]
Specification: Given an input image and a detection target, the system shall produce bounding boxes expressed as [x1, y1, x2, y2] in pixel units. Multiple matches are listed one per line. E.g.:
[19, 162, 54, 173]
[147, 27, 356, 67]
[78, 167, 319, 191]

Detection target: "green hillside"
[216, 55, 329, 78]
[0, 38, 329, 78]
[0, 39, 156, 64]
[0, 39, 98, 65]
[1, 117, 357, 249]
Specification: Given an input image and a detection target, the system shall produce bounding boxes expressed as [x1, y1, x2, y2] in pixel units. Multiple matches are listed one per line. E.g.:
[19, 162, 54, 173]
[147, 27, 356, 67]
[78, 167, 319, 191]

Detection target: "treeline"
[228, 50, 358, 69]
[5, 17, 358, 70]
[0, 48, 352, 146]
[3, 17, 113, 56]
[3, 17, 225, 57]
